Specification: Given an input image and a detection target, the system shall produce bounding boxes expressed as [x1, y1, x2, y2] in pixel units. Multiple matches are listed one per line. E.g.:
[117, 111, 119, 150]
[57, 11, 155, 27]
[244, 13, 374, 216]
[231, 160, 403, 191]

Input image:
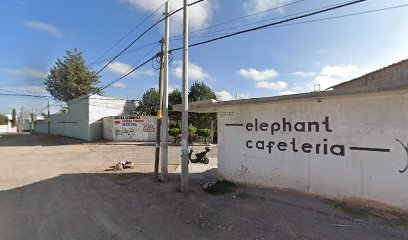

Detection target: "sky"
[0, 0, 408, 115]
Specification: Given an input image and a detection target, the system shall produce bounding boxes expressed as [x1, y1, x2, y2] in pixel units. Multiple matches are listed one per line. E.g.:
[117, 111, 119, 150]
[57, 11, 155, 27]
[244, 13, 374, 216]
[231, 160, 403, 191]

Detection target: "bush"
[188, 124, 198, 143]
[197, 128, 214, 144]
[168, 128, 181, 143]
[170, 122, 181, 129]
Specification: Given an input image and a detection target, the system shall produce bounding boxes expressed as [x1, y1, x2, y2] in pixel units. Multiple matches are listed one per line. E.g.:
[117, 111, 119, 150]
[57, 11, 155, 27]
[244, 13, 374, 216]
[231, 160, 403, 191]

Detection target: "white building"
[0, 114, 17, 133]
[179, 61, 408, 210]
[36, 95, 127, 141]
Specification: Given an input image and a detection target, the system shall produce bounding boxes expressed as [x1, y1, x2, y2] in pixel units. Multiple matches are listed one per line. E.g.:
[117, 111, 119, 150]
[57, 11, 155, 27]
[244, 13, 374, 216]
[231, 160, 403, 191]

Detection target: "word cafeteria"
[245, 116, 345, 156]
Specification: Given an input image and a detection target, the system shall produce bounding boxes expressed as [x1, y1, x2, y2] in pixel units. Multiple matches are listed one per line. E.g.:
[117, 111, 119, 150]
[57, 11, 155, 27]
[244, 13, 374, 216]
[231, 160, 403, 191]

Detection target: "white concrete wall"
[217, 91, 408, 210]
[36, 95, 126, 141]
[104, 116, 157, 142]
[0, 121, 17, 133]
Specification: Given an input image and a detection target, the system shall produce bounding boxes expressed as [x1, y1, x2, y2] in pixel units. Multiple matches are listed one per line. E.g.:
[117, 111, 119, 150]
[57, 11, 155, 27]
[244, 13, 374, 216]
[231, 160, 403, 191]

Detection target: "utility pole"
[160, 1, 170, 181]
[181, 0, 189, 192]
[47, 100, 51, 136]
[19, 107, 23, 133]
[154, 38, 165, 179]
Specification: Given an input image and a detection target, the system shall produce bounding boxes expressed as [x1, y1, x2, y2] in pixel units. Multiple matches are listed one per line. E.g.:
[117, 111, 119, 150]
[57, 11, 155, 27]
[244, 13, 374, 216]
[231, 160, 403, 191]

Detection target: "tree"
[11, 108, 17, 127]
[168, 128, 181, 143]
[197, 129, 214, 144]
[188, 81, 217, 129]
[0, 114, 8, 125]
[58, 107, 68, 114]
[121, 100, 138, 116]
[169, 88, 182, 123]
[136, 88, 159, 116]
[188, 124, 198, 143]
[45, 48, 101, 102]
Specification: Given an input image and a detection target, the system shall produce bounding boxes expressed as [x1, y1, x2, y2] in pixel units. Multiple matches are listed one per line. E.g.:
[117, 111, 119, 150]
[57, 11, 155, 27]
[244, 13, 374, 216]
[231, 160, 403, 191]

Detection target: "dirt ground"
[1, 133, 408, 240]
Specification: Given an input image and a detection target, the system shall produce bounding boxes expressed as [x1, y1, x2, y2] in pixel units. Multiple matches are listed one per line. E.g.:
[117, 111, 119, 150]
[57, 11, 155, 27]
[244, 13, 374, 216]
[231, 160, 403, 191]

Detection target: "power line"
[91, 2, 165, 65]
[175, 0, 355, 41]
[170, 0, 308, 40]
[91, 0, 205, 78]
[88, 41, 160, 66]
[0, 93, 52, 98]
[183, 2, 408, 41]
[169, 0, 368, 52]
[100, 53, 159, 92]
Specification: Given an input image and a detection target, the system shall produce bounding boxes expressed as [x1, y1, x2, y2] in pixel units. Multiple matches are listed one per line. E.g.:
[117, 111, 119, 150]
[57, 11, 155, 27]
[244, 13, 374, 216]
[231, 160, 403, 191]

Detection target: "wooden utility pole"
[154, 38, 165, 179]
[160, 1, 170, 181]
[181, 0, 189, 192]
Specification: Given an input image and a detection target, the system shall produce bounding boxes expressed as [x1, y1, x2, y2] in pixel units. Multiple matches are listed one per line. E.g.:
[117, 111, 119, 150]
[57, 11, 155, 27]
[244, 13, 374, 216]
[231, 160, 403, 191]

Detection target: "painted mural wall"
[103, 116, 156, 142]
[217, 91, 408, 210]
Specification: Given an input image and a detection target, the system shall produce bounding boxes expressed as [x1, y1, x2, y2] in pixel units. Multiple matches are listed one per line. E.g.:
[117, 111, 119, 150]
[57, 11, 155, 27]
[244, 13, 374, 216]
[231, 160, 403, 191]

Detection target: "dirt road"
[0, 133, 407, 240]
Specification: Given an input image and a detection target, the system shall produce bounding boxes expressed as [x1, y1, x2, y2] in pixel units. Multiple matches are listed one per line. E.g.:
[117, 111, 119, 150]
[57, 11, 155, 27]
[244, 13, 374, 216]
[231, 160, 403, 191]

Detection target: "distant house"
[36, 95, 127, 141]
[0, 114, 17, 133]
[332, 59, 408, 92]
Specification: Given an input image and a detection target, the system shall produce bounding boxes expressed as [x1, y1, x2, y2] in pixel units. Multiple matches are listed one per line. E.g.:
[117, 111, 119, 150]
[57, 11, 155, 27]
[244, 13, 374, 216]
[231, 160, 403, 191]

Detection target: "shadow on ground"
[1, 171, 407, 240]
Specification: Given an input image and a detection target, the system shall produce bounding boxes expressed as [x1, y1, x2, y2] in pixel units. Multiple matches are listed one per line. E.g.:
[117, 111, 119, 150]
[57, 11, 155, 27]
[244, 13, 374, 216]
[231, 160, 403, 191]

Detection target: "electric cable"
[168, 0, 368, 52]
[91, 2, 165, 65]
[170, 0, 308, 40]
[91, 0, 205, 78]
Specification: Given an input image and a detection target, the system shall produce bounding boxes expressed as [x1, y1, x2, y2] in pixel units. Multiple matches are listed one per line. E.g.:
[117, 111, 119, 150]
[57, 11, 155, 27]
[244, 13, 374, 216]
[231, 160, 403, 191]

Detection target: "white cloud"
[238, 68, 279, 81]
[243, 0, 291, 15]
[173, 61, 209, 81]
[255, 81, 287, 90]
[311, 64, 360, 90]
[106, 61, 154, 77]
[20, 85, 48, 94]
[169, 84, 180, 92]
[112, 82, 127, 88]
[0, 68, 46, 79]
[280, 90, 297, 95]
[118, 0, 216, 33]
[144, 69, 155, 76]
[106, 62, 135, 76]
[22, 21, 64, 38]
[215, 91, 250, 101]
[215, 91, 235, 101]
[292, 71, 316, 78]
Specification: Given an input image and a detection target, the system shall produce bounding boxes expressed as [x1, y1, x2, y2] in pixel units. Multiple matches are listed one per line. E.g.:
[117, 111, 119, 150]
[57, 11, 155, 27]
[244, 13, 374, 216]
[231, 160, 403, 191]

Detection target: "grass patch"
[204, 181, 236, 195]
[325, 199, 370, 219]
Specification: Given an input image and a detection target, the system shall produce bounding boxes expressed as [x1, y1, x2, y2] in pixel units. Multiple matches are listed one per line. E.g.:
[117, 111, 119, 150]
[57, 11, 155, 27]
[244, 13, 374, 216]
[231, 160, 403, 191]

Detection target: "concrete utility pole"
[160, 1, 170, 181]
[154, 38, 165, 179]
[181, 0, 189, 192]
[47, 100, 50, 136]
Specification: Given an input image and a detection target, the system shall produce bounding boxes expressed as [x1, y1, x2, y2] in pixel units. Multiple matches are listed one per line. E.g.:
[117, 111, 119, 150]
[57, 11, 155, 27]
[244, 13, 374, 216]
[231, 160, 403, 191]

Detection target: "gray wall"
[334, 60, 408, 91]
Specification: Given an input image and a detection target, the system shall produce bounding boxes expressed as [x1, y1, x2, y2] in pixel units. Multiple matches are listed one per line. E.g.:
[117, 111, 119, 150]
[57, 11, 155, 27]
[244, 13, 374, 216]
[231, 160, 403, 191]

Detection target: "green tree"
[136, 88, 159, 116]
[188, 124, 198, 143]
[168, 128, 181, 143]
[121, 100, 138, 116]
[0, 114, 8, 125]
[11, 108, 17, 127]
[58, 107, 68, 114]
[45, 48, 101, 102]
[169, 88, 182, 123]
[197, 129, 214, 144]
[188, 81, 217, 129]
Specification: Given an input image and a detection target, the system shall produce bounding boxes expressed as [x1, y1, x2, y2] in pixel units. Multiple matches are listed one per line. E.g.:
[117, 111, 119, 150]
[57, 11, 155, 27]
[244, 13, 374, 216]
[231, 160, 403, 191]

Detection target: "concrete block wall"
[334, 60, 408, 91]
[217, 90, 408, 210]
